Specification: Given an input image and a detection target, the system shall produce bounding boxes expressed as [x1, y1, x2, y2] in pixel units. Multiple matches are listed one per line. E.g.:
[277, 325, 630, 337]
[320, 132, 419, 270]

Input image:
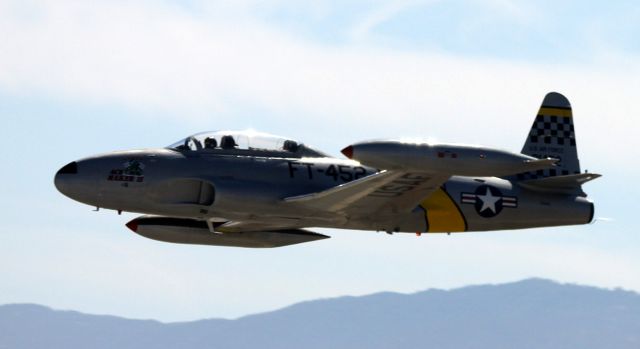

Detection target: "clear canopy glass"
[167, 130, 328, 157]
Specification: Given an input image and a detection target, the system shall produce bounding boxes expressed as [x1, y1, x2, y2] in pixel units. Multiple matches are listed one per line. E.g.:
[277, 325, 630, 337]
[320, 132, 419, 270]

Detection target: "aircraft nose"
[57, 161, 78, 175]
[54, 161, 78, 195]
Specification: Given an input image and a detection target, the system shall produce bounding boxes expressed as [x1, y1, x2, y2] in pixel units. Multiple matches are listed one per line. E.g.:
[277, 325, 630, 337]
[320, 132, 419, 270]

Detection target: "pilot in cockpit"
[220, 135, 238, 149]
[283, 140, 299, 152]
[204, 137, 217, 149]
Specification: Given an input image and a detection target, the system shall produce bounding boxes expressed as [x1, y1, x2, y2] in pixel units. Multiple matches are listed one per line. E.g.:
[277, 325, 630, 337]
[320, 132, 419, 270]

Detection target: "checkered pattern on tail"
[527, 114, 575, 147]
[517, 92, 581, 181]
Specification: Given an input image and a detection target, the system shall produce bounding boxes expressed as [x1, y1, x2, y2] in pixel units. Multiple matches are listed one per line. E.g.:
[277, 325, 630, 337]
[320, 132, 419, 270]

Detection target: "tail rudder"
[518, 92, 580, 180]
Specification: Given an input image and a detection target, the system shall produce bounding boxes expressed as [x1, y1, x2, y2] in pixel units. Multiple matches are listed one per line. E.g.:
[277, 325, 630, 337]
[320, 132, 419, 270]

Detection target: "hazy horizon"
[3, 278, 640, 349]
[3, 277, 639, 321]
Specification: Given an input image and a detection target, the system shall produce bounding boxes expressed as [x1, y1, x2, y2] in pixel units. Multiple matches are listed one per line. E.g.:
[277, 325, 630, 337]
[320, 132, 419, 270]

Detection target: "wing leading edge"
[284, 170, 450, 217]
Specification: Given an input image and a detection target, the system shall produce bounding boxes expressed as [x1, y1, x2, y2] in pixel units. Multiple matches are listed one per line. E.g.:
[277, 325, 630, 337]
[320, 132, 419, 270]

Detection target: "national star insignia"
[476, 187, 501, 213]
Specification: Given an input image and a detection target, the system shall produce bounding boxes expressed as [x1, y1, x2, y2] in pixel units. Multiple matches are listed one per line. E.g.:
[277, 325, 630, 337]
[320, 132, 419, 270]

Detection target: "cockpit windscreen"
[167, 130, 328, 158]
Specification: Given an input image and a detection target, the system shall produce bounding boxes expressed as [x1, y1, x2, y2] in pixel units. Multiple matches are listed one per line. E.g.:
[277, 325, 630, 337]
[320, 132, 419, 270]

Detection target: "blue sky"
[0, 0, 639, 321]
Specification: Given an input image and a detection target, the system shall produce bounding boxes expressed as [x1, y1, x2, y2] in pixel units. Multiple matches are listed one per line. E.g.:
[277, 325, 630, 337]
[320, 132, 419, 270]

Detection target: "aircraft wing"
[284, 170, 449, 216]
[213, 219, 302, 233]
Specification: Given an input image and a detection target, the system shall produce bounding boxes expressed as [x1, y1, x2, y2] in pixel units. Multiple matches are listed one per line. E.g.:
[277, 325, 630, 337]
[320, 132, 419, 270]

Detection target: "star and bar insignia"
[461, 185, 517, 218]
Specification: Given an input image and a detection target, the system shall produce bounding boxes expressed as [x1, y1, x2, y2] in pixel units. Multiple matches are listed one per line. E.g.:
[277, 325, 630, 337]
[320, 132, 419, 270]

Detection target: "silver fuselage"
[55, 148, 593, 234]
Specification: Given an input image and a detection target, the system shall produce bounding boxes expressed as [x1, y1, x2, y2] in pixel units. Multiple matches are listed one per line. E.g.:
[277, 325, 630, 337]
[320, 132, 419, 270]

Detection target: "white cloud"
[0, 0, 637, 165]
[475, 0, 539, 24]
[348, 0, 433, 41]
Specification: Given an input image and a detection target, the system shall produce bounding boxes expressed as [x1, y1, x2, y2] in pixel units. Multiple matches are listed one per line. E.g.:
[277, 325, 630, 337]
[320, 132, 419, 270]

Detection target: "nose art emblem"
[107, 159, 146, 183]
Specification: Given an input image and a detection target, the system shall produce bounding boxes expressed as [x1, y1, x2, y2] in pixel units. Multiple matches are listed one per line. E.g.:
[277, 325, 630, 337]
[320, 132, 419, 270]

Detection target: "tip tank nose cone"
[341, 145, 354, 159]
[125, 219, 139, 232]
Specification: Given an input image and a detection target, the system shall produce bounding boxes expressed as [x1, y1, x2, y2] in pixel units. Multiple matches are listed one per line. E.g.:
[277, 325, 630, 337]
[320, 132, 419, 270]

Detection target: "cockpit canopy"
[167, 130, 328, 158]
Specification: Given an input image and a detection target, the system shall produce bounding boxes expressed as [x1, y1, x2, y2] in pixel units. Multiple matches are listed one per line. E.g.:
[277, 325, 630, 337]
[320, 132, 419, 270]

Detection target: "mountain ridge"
[2, 278, 639, 349]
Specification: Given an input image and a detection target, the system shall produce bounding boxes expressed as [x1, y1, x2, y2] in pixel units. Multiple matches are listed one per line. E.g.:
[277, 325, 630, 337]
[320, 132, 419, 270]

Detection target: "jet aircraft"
[55, 92, 600, 248]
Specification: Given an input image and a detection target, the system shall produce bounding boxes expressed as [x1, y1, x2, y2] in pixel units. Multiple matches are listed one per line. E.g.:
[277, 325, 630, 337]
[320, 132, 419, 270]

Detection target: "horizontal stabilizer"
[520, 158, 559, 172]
[518, 173, 601, 195]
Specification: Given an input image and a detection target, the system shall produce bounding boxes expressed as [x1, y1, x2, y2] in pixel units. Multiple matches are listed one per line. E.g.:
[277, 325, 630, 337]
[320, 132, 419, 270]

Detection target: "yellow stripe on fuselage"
[538, 107, 572, 118]
[420, 188, 466, 233]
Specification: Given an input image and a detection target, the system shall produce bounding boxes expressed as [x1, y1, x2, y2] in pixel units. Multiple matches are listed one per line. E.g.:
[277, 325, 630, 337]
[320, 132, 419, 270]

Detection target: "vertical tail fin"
[518, 92, 581, 180]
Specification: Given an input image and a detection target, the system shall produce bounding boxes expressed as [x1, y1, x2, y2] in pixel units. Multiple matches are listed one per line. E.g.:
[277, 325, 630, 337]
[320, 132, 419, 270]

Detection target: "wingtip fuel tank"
[126, 216, 330, 248]
[343, 141, 557, 177]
